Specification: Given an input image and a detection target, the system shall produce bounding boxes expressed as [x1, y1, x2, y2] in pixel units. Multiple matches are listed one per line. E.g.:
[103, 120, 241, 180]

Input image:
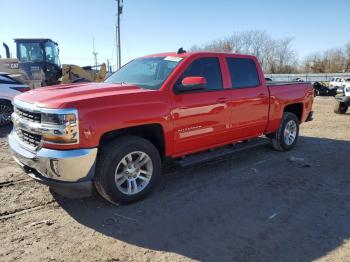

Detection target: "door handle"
[257, 93, 266, 98]
[217, 97, 229, 103]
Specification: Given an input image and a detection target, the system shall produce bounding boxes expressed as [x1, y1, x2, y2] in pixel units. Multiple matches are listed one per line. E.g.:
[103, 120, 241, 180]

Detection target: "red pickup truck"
[9, 50, 313, 204]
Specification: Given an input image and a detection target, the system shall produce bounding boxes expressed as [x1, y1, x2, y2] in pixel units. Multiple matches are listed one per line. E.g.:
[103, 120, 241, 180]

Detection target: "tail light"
[10, 86, 30, 92]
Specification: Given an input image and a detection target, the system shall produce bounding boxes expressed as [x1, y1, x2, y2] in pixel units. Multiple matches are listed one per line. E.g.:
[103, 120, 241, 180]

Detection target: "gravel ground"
[0, 96, 349, 262]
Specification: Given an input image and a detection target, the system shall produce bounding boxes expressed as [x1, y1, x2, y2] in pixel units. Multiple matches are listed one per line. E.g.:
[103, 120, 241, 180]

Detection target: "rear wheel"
[0, 100, 13, 126]
[268, 112, 299, 151]
[94, 136, 161, 205]
[334, 101, 348, 114]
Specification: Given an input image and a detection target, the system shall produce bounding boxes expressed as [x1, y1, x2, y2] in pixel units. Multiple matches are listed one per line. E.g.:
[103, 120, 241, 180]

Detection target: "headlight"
[41, 109, 79, 144]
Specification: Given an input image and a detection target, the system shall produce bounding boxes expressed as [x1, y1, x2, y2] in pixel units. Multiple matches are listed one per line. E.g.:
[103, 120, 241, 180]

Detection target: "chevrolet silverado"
[9, 50, 314, 204]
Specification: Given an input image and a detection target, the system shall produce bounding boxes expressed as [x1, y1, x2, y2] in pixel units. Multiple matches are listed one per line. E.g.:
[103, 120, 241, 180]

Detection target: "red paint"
[181, 76, 207, 88]
[16, 52, 313, 157]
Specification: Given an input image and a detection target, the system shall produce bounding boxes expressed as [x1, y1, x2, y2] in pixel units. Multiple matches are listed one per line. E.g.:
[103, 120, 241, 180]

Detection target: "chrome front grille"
[13, 102, 42, 150]
[14, 107, 41, 123]
[12, 99, 79, 150]
[16, 129, 41, 148]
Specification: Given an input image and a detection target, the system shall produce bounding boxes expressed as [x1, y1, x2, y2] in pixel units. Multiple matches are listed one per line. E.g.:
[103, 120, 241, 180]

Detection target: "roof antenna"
[177, 47, 186, 54]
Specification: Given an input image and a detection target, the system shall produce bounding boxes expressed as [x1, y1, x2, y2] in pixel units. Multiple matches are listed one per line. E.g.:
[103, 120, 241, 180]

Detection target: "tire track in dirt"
[0, 200, 56, 220]
[0, 179, 56, 216]
[0, 179, 33, 188]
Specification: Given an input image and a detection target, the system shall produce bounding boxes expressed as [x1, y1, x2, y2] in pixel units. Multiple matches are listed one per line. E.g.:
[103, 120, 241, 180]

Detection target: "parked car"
[0, 72, 29, 126]
[342, 78, 350, 88]
[292, 77, 304, 82]
[336, 86, 345, 95]
[9, 51, 314, 204]
[313, 81, 337, 96]
[329, 77, 350, 89]
[334, 86, 350, 114]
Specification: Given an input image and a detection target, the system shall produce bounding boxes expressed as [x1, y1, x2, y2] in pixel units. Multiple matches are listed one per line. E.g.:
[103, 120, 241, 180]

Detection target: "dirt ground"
[0, 96, 349, 262]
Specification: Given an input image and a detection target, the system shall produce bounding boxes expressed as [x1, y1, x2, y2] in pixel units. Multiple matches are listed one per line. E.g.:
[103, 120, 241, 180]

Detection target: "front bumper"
[8, 132, 97, 198]
[335, 95, 350, 104]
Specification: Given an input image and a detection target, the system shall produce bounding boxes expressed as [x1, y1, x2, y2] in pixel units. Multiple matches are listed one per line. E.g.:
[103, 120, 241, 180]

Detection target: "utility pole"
[116, 0, 123, 69]
[93, 38, 98, 68]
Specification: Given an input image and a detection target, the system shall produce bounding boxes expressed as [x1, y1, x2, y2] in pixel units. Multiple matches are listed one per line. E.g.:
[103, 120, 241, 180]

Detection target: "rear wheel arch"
[0, 98, 12, 104]
[283, 103, 303, 122]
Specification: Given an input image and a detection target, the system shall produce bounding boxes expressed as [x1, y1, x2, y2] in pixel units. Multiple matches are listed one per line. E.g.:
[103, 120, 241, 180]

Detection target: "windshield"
[44, 41, 60, 66]
[18, 42, 44, 63]
[17, 41, 60, 66]
[105, 57, 182, 90]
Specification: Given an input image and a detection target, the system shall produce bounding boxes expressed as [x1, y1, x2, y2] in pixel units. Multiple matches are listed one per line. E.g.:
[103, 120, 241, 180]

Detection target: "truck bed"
[267, 81, 311, 86]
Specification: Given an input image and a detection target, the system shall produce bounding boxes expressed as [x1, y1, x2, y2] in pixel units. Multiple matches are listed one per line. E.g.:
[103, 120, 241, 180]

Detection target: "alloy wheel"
[0, 104, 13, 126]
[114, 151, 153, 195]
[283, 120, 297, 146]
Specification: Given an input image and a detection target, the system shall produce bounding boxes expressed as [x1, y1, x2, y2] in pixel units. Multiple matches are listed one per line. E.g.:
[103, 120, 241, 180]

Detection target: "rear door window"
[226, 58, 260, 89]
[180, 57, 223, 91]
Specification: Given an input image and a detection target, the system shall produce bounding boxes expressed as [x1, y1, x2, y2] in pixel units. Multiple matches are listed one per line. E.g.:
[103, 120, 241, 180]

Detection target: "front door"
[171, 57, 232, 156]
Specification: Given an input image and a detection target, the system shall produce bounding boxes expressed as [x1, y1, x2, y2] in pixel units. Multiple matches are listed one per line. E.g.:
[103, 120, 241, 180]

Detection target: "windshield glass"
[17, 41, 60, 66]
[18, 42, 44, 63]
[44, 42, 60, 66]
[105, 57, 182, 90]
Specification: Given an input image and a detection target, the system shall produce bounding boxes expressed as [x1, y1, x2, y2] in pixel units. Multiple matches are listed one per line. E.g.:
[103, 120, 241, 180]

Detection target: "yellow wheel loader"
[0, 39, 107, 88]
[60, 63, 107, 84]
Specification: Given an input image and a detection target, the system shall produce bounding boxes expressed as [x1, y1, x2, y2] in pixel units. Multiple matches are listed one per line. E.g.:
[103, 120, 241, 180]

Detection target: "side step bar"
[175, 137, 270, 168]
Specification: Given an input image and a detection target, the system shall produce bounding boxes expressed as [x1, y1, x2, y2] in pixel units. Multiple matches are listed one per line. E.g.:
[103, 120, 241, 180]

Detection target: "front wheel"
[94, 136, 161, 205]
[0, 101, 13, 126]
[268, 112, 300, 151]
[334, 101, 348, 114]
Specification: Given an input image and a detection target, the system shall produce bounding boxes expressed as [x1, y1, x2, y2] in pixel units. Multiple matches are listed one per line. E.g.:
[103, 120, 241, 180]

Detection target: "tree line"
[189, 30, 350, 74]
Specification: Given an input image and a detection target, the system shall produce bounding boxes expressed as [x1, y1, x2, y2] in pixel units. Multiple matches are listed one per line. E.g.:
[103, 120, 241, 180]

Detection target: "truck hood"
[16, 82, 153, 108]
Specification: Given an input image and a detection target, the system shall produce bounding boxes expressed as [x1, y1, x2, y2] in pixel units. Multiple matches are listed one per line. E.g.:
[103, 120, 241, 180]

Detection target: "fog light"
[50, 159, 61, 177]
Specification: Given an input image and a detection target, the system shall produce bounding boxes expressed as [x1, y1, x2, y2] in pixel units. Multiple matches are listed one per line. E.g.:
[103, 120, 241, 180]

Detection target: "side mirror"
[179, 76, 207, 92]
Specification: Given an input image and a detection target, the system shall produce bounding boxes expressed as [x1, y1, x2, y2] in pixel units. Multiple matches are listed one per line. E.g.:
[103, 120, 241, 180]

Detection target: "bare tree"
[189, 30, 298, 73]
[344, 42, 350, 72]
[303, 46, 349, 73]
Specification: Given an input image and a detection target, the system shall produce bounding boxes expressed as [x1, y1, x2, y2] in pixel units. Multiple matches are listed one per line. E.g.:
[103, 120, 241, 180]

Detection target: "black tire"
[268, 112, 300, 151]
[334, 101, 348, 114]
[0, 100, 13, 127]
[94, 136, 161, 205]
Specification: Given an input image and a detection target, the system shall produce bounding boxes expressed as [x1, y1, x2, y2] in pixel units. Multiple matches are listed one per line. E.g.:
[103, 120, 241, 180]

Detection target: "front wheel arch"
[99, 124, 166, 158]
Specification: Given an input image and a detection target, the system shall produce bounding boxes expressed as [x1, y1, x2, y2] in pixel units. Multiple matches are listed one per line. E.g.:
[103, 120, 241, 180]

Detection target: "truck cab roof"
[143, 51, 257, 60]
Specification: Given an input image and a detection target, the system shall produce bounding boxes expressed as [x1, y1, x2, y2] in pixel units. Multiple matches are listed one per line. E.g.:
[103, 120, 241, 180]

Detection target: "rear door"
[171, 57, 232, 156]
[225, 57, 269, 139]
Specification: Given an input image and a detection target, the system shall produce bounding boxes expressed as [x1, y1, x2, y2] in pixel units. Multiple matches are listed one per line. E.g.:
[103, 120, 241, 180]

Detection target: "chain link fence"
[265, 73, 350, 82]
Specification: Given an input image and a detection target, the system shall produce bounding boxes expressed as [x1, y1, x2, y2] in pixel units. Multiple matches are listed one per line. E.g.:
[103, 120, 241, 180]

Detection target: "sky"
[1, 0, 349, 69]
